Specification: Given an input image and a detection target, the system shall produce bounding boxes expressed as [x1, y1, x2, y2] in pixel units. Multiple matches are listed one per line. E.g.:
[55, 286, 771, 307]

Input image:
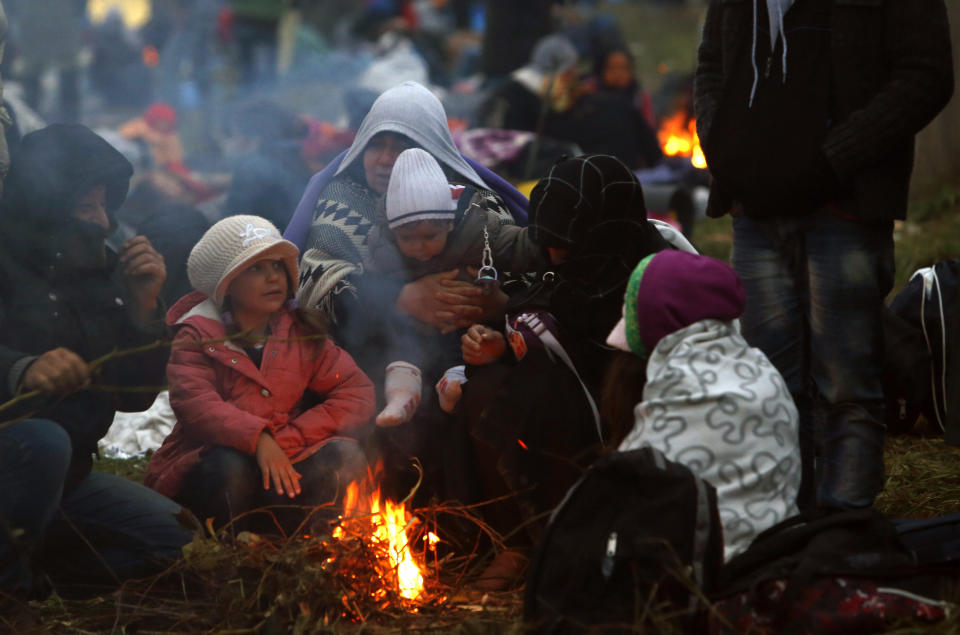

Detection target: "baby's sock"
[376, 361, 422, 427]
[436, 365, 467, 414]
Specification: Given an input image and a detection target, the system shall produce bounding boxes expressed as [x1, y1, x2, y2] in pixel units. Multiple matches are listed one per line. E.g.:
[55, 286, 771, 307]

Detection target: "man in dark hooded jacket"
[0, 124, 191, 597]
[694, 0, 953, 509]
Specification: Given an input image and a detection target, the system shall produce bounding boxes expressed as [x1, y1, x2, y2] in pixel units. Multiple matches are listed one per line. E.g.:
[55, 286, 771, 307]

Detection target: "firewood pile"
[19, 497, 522, 633]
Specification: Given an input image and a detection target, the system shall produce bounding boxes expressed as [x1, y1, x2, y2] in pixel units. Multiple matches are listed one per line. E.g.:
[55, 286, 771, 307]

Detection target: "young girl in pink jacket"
[145, 215, 375, 534]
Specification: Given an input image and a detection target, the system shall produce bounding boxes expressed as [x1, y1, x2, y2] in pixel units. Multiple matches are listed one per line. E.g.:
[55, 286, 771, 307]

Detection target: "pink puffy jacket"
[145, 291, 375, 499]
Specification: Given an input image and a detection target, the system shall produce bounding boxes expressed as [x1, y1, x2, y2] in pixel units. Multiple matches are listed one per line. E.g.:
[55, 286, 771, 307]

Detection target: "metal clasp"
[475, 225, 499, 295]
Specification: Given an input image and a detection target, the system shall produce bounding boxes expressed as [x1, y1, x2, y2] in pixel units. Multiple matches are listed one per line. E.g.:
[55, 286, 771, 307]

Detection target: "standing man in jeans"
[694, 0, 953, 509]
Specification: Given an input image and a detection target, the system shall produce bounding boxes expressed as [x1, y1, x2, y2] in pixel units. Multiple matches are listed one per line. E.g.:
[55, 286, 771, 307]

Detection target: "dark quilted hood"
[1, 124, 133, 230]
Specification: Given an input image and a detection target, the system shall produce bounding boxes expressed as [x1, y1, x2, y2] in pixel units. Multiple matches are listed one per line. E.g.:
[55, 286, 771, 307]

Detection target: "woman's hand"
[256, 432, 302, 497]
[397, 269, 484, 332]
[396, 269, 511, 334]
[461, 324, 507, 365]
[462, 266, 509, 327]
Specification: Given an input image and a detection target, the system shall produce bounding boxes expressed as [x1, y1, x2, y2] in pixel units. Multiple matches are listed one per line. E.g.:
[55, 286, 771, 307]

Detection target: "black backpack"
[884, 259, 960, 444]
[524, 446, 723, 633]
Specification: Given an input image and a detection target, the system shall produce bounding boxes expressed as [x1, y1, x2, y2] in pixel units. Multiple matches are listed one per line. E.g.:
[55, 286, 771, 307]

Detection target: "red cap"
[143, 103, 177, 133]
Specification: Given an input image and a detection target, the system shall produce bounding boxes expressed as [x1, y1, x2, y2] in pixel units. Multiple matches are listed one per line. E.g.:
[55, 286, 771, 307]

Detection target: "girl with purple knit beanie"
[606, 250, 801, 560]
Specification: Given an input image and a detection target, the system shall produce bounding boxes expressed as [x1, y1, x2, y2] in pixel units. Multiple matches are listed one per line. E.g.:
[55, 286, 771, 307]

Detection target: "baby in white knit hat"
[365, 148, 543, 426]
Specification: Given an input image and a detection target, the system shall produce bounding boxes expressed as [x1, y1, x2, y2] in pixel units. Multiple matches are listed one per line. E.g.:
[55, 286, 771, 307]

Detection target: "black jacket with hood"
[0, 124, 169, 488]
[694, 0, 953, 221]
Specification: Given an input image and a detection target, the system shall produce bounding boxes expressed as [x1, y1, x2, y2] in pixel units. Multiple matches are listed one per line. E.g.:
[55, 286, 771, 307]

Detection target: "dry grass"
[876, 435, 960, 519]
[3, 500, 527, 634]
[5, 432, 936, 633]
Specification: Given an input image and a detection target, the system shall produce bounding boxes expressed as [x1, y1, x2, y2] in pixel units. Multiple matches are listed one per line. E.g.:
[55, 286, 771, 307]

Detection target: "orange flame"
[658, 111, 707, 170]
[333, 474, 427, 602]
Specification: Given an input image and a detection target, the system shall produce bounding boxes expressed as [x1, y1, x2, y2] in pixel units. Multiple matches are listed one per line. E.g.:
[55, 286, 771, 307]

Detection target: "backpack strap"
[509, 312, 604, 444]
[691, 473, 715, 589]
[912, 265, 948, 432]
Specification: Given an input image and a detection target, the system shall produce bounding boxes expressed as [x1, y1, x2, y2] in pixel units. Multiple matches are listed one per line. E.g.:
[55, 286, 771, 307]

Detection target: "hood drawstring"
[749, 0, 796, 107]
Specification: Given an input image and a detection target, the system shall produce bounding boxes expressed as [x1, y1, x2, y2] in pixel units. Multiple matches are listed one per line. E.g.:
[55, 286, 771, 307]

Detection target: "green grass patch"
[894, 196, 960, 293]
[92, 453, 151, 484]
[691, 214, 733, 262]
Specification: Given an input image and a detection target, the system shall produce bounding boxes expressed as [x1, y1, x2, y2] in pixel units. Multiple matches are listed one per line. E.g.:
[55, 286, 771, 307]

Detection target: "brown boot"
[473, 550, 528, 592]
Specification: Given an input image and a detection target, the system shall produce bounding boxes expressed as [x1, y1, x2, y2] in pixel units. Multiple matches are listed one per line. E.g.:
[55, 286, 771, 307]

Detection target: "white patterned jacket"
[619, 318, 801, 560]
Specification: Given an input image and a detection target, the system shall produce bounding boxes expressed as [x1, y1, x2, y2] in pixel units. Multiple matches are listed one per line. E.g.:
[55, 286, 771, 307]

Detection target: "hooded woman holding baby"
[285, 81, 529, 499]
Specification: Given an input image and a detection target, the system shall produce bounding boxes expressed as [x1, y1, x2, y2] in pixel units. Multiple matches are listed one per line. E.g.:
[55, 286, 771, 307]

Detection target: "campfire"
[330, 465, 438, 607]
[35, 462, 518, 631]
[152, 462, 518, 629]
[658, 111, 707, 170]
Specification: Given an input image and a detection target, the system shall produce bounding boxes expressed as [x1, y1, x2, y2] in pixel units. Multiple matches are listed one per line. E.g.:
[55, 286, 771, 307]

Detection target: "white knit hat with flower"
[187, 215, 299, 306]
[385, 148, 457, 229]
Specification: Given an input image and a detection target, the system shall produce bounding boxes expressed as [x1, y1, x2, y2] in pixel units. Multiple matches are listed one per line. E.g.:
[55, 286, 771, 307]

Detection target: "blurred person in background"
[155, 0, 223, 115]
[88, 7, 155, 110]
[224, 0, 285, 88]
[580, 44, 662, 169]
[582, 44, 656, 130]
[119, 102, 185, 169]
[224, 100, 314, 230]
[119, 102, 218, 205]
[480, 0, 553, 82]
[480, 34, 581, 134]
[8, 0, 86, 123]
[482, 33, 663, 171]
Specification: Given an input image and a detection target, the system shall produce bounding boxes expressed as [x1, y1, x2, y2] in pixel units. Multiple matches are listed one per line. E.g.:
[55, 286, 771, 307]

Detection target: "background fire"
[657, 111, 707, 169]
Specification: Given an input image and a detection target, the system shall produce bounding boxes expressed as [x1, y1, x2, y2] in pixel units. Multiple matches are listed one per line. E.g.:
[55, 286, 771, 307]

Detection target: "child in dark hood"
[607, 250, 801, 559]
[450, 155, 681, 590]
[512, 153, 672, 344]
[365, 148, 543, 424]
[0, 124, 189, 596]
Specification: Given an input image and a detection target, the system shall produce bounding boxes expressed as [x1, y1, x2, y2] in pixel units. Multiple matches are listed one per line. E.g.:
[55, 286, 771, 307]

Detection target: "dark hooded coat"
[449, 155, 670, 543]
[0, 124, 169, 488]
[694, 0, 953, 220]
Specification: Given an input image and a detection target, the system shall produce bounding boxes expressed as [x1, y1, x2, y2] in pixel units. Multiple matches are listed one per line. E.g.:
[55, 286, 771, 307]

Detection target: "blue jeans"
[0, 419, 191, 595]
[731, 212, 894, 509]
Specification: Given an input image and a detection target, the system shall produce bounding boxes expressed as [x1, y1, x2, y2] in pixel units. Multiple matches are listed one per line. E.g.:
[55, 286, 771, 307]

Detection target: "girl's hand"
[461, 324, 507, 365]
[256, 432, 302, 497]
